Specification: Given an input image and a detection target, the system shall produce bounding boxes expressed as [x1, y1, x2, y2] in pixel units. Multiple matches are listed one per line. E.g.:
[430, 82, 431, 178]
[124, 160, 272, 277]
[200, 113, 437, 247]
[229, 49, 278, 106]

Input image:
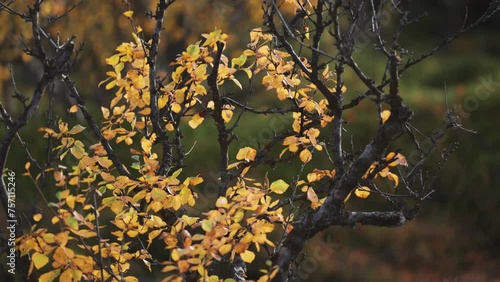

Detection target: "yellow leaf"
[201, 220, 213, 232]
[222, 109, 233, 123]
[64, 217, 79, 230]
[106, 54, 120, 66]
[123, 10, 134, 18]
[219, 244, 232, 255]
[162, 265, 178, 273]
[60, 268, 82, 282]
[299, 149, 312, 163]
[189, 176, 203, 186]
[231, 54, 247, 67]
[188, 114, 204, 129]
[133, 75, 146, 89]
[123, 277, 138, 282]
[386, 152, 396, 160]
[70, 145, 85, 160]
[307, 172, 317, 183]
[151, 188, 168, 202]
[52, 216, 60, 224]
[234, 210, 244, 223]
[105, 80, 116, 90]
[269, 179, 289, 194]
[171, 103, 182, 113]
[97, 157, 113, 169]
[158, 95, 169, 109]
[69, 229, 97, 238]
[39, 269, 61, 282]
[166, 123, 175, 131]
[227, 161, 242, 169]
[388, 153, 408, 167]
[139, 107, 151, 115]
[236, 147, 257, 162]
[68, 125, 86, 135]
[68, 105, 78, 113]
[113, 105, 125, 116]
[33, 213, 42, 222]
[141, 137, 152, 153]
[381, 110, 391, 125]
[194, 84, 207, 95]
[32, 252, 49, 269]
[181, 215, 199, 226]
[307, 187, 319, 203]
[178, 260, 190, 273]
[171, 249, 180, 261]
[388, 172, 399, 186]
[355, 186, 371, 199]
[216, 197, 228, 208]
[66, 195, 76, 209]
[240, 250, 255, 263]
[101, 107, 110, 119]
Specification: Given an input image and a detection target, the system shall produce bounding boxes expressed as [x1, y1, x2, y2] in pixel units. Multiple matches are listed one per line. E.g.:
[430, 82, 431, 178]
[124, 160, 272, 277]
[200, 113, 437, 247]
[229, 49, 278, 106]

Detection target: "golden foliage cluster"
[15, 2, 409, 281]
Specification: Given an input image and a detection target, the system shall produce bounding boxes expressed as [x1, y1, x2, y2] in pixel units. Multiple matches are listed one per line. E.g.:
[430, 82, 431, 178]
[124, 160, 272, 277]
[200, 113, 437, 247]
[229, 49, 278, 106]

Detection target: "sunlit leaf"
[141, 137, 152, 153]
[188, 114, 205, 129]
[60, 268, 83, 282]
[178, 260, 190, 273]
[299, 149, 312, 163]
[123, 10, 134, 18]
[33, 213, 42, 222]
[381, 110, 391, 125]
[307, 187, 319, 203]
[64, 217, 79, 230]
[68, 105, 78, 113]
[39, 269, 61, 282]
[222, 109, 233, 123]
[171, 103, 182, 113]
[201, 220, 213, 232]
[355, 186, 371, 199]
[101, 107, 110, 119]
[32, 252, 49, 269]
[240, 250, 256, 263]
[231, 54, 247, 67]
[216, 197, 228, 208]
[151, 188, 168, 202]
[219, 244, 232, 255]
[68, 125, 85, 135]
[270, 179, 289, 194]
[236, 147, 257, 162]
[106, 54, 120, 66]
[388, 152, 408, 167]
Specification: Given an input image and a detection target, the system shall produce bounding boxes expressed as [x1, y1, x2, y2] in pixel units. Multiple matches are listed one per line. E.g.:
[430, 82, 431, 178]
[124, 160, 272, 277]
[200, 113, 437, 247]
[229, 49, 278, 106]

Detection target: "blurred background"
[0, 0, 499, 281]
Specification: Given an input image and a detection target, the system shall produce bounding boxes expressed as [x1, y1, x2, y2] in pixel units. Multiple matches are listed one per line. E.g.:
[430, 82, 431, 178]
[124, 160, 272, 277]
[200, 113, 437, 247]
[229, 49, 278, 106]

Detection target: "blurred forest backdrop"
[1, 0, 499, 281]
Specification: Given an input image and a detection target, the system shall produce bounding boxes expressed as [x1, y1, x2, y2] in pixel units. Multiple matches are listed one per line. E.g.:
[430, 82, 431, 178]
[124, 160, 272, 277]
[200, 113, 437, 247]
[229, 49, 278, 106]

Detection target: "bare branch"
[208, 41, 231, 196]
[62, 75, 130, 177]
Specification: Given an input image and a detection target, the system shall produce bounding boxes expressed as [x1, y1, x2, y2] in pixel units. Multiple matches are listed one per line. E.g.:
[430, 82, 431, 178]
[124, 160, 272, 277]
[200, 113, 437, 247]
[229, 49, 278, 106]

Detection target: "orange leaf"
[299, 149, 312, 163]
[354, 186, 371, 199]
[68, 105, 78, 113]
